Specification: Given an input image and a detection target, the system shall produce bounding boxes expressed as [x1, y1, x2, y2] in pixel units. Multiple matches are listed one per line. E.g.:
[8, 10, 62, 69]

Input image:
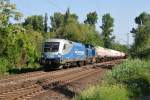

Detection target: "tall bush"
[111, 59, 150, 97]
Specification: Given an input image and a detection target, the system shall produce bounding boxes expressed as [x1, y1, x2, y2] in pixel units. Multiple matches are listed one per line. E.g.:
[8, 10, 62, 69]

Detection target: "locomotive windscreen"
[44, 42, 60, 52]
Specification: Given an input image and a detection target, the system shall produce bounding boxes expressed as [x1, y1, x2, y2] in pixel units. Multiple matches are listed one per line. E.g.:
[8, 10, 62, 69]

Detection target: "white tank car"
[95, 46, 107, 58]
[109, 49, 120, 57]
[95, 46, 126, 60]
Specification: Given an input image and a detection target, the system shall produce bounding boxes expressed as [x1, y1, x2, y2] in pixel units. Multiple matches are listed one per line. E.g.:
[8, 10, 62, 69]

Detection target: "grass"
[74, 59, 150, 100]
[112, 59, 150, 82]
[74, 84, 129, 100]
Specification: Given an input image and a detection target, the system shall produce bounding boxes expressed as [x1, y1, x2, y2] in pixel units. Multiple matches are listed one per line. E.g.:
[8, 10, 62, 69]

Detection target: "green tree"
[44, 13, 48, 33]
[79, 24, 103, 46]
[23, 15, 44, 33]
[50, 9, 103, 46]
[2, 24, 43, 68]
[135, 12, 150, 25]
[130, 12, 150, 59]
[0, 0, 22, 27]
[50, 8, 79, 39]
[23, 30, 43, 67]
[50, 8, 78, 33]
[0, 0, 22, 56]
[0, 0, 44, 74]
[63, 8, 78, 24]
[84, 11, 98, 26]
[50, 12, 64, 32]
[64, 8, 70, 24]
[55, 15, 79, 39]
[100, 13, 114, 48]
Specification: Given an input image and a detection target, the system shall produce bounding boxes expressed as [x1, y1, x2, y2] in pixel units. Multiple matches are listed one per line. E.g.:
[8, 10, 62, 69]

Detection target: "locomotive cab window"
[44, 42, 60, 52]
[63, 43, 71, 54]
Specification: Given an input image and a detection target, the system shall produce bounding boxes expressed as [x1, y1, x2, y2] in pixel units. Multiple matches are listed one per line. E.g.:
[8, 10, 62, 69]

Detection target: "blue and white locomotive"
[40, 39, 95, 68]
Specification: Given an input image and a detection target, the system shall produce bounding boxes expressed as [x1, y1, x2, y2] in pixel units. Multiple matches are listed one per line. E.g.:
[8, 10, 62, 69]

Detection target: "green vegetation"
[75, 59, 150, 100]
[50, 9, 103, 46]
[0, 0, 150, 99]
[74, 11, 150, 98]
[130, 12, 150, 59]
[0, 1, 120, 75]
[0, 0, 43, 74]
[74, 12, 150, 100]
[84, 11, 98, 26]
[23, 15, 45, 33]
[111, 59, 150, 97]
[100, 13, 114, 48]
[74, 84, 129, 100]
[0, 58, 10, 75]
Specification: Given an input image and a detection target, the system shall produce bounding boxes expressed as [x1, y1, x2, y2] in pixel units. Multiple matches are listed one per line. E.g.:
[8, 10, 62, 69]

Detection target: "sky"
[11, 0, 150, 45]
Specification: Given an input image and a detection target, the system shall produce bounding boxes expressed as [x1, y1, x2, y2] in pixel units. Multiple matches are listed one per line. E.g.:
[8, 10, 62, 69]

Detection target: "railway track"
[0, 67, 87, 87]
[0, 59, 124, 100]
[0, 71, 45, 85]
[0, 67, 86, 93]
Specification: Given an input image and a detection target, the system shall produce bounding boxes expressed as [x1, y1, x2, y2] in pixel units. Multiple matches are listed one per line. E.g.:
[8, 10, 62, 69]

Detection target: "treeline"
[48, 9, 103, 45]
[0, 0, 44, 74]
[2, 0, 150, 74]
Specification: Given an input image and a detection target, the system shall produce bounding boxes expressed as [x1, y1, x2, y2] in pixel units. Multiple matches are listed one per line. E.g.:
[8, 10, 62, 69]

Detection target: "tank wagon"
[40, 39, 126, 69]
[95, 46, 126, 62]
[40, 39, 95, 68]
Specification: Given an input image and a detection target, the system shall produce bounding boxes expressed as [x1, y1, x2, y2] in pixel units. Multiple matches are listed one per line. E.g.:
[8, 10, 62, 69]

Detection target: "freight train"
[40, 39, 126, 69]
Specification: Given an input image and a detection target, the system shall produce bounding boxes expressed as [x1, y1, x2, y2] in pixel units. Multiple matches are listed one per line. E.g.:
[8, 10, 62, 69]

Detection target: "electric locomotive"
[40, 39, 95, 69]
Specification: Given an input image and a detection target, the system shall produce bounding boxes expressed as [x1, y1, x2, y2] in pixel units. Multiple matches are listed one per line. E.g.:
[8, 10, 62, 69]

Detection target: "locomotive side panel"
[62, 42, 86, 63]
[85, 44, 96, 64]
